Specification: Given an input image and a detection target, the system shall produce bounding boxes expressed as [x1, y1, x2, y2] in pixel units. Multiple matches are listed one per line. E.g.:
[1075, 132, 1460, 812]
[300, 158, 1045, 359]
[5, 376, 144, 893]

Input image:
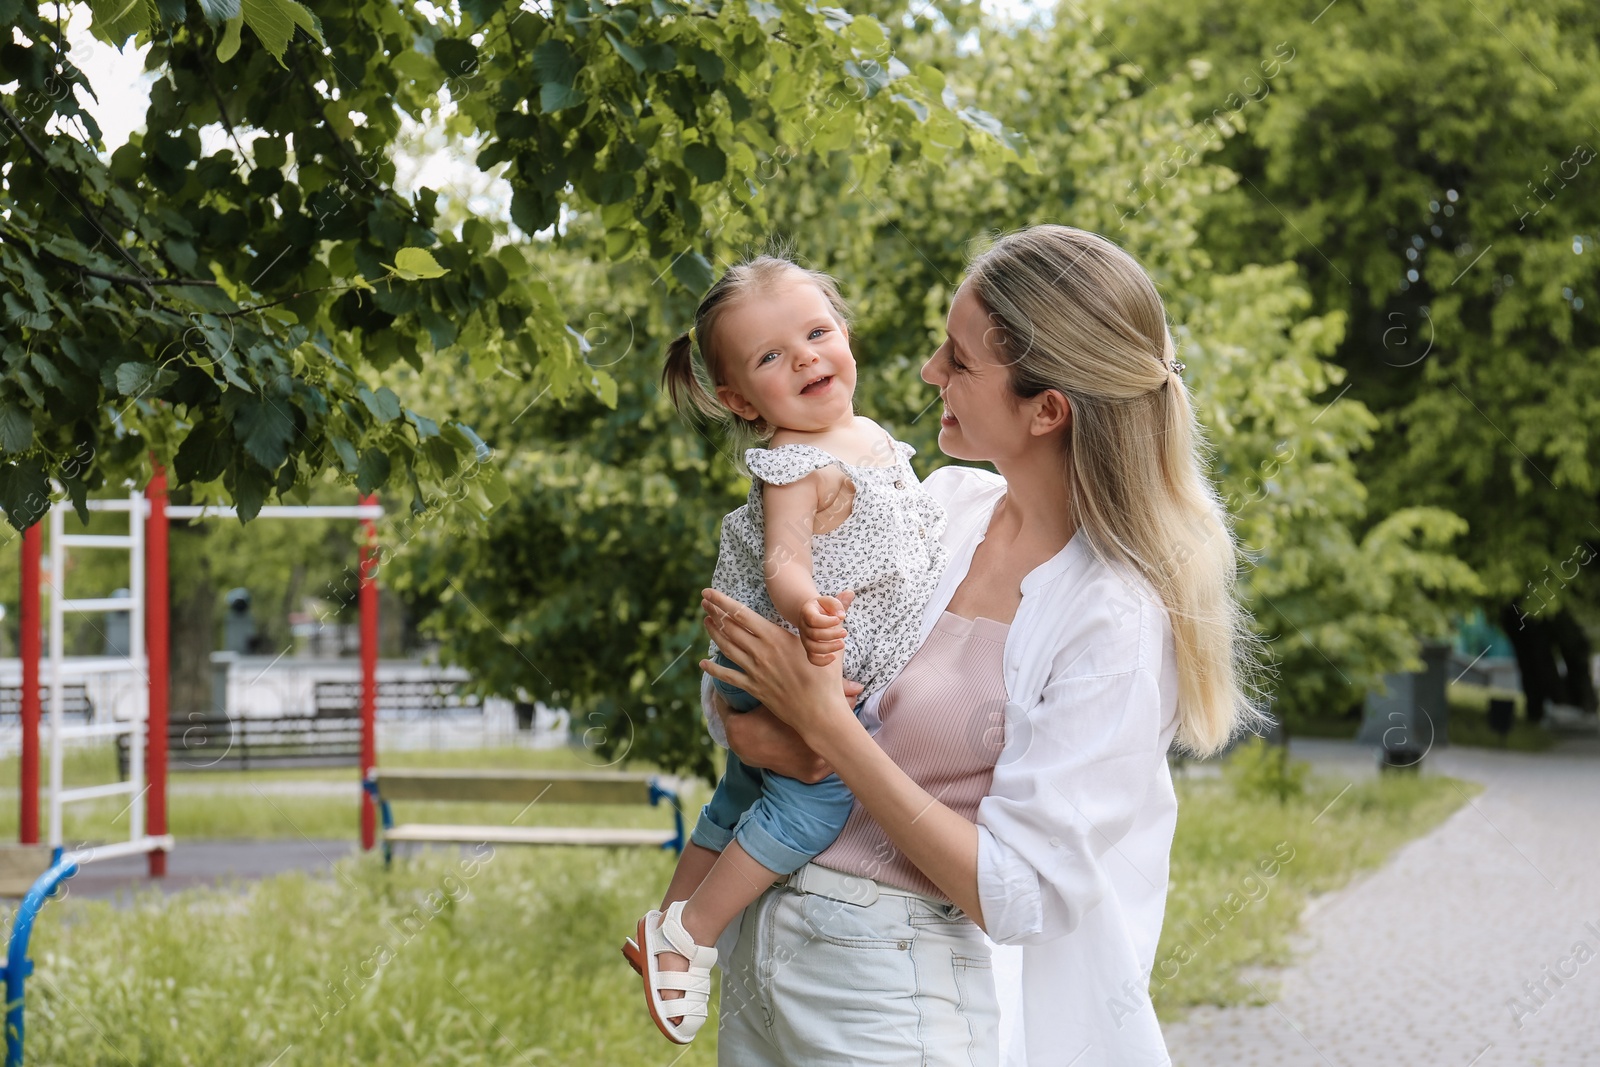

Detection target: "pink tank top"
[813, 609, 1010, 901]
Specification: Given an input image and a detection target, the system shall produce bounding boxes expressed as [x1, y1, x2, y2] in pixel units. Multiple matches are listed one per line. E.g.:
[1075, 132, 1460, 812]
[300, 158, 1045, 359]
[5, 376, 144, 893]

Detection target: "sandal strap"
[661, 999, 709, 1021]
[654, 971, 712, 995]
[658, 901, 718, 968]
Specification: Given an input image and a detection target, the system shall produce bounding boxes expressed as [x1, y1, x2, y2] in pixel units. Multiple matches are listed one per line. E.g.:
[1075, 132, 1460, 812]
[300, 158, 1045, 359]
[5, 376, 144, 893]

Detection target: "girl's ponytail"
[661, 330, 723, 421]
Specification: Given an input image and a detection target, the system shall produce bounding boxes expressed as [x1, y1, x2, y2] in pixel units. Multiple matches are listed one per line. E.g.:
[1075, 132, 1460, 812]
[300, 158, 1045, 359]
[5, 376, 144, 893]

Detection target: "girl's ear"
[716, 383, 762, 423]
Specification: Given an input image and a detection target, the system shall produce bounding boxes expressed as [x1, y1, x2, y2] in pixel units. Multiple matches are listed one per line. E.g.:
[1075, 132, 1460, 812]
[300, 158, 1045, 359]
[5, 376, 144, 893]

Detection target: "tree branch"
[0, 98, 160, 300]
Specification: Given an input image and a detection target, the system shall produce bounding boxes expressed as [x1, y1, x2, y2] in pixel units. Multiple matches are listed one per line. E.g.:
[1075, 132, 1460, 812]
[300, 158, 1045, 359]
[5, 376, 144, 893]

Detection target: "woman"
[695, 224, 1260, 1066]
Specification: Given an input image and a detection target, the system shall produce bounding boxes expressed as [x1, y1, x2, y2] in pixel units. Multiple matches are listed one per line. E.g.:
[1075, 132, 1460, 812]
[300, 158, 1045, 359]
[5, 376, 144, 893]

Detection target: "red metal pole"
[146, 463, 170, 877]
[19, 523, 41, 845]
[358, 494, 379, 851]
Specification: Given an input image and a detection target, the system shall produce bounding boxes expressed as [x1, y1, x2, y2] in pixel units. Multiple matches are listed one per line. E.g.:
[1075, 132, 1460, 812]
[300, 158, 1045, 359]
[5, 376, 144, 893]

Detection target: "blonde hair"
[965, 225, 1265, 756]
[660, 252, 852, 457]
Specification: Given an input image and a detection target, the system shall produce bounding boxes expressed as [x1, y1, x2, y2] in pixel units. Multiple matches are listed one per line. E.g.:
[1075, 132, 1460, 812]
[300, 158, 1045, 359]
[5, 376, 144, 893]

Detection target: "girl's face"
[921, 283, 1069, 464]
[713, 276, 856, 434]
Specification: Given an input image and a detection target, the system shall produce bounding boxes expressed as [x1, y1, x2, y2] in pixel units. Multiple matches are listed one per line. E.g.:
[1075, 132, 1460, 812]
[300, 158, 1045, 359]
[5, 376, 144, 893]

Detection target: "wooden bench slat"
[374, 769, 656, 805]
[386, 824, 677, 847]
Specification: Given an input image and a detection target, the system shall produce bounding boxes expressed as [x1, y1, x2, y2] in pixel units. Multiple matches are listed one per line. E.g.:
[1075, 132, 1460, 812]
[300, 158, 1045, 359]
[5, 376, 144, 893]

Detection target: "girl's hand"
[699, 588, 856, 739]
[798, 591, 855, 667]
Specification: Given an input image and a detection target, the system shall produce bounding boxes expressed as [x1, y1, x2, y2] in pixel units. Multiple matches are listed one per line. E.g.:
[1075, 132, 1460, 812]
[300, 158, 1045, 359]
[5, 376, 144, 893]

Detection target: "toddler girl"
[621, 253, 950, 1044]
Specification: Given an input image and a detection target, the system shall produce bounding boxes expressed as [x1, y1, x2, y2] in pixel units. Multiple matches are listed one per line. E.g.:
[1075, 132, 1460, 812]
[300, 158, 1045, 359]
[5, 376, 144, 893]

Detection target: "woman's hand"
[710, 685, 860, 783]
[699, 587, 858, 740]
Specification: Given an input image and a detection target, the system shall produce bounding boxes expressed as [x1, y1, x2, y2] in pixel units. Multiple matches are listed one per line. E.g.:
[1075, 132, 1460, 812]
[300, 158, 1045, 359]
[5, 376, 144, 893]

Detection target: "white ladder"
[47, 492, 173, 862]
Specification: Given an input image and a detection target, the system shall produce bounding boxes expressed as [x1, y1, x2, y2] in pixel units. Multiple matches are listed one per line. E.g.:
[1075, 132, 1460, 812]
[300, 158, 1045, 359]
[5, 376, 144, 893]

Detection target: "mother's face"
[920, 283, 1069, 465]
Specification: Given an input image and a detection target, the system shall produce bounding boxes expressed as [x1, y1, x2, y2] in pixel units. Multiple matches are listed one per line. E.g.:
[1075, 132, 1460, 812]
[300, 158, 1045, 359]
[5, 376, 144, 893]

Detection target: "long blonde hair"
[966, 225, 1264, 756]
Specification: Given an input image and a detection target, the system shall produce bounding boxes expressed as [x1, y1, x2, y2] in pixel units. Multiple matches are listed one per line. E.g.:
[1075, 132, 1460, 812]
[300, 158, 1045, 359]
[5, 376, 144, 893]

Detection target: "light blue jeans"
[694, 650, 861, 874]
[715, 878, 1000, 1065]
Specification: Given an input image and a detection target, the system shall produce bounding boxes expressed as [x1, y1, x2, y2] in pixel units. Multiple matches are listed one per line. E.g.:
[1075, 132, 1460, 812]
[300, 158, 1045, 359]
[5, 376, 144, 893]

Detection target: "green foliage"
[0, 0, 1021, 531]
[1106, 0, 1600, 626]
[1221, 736, 1309, 805]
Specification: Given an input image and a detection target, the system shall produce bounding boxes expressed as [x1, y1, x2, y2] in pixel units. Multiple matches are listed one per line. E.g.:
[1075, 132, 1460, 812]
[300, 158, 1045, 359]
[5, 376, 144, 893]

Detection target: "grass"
[1152, 766, 1478, 1018]
[6, 746, 1478, 1063]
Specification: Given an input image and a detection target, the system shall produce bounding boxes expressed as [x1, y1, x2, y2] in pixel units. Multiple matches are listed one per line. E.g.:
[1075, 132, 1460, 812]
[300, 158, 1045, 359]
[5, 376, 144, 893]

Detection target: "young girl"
[621, 253, 951, 1044]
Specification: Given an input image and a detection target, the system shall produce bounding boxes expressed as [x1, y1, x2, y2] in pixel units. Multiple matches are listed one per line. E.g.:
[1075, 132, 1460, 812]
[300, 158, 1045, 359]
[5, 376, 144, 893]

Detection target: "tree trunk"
[1551, 608, 1597, 713]
[169, 524, 217, 715]
[1499, 602, 1560, 724]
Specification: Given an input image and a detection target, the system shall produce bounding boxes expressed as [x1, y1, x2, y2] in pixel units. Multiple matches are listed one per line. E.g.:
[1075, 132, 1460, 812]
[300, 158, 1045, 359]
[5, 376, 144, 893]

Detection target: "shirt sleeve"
[975, 666, 1165, 946]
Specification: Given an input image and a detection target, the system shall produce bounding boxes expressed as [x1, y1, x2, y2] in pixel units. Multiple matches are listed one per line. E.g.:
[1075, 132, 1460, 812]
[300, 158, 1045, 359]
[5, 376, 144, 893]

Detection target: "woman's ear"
[715, 383, 762, 423]
[1032, 389, 1073, 438]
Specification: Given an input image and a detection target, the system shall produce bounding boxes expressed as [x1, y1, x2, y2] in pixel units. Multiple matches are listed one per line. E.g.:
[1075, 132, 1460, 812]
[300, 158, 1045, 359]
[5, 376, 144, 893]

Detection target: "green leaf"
[0, 458, 49, 531]
[683, 143, 726, 183]
[330, 435, 360, 473]
[540, 82, 587, 114]
[174, 422, 230, 484]
[356, 448, 391, 494]
[670, 251, 714, 293]
[240, 0, 323, 66]
[531, 39, 579, 86]
[199, 0, 240, 20]
[0, 402, 32, 454]
[114, 362, 179, 398]
[88, 0, 150, 46]
[359, 385, 403, 423]
[607, 31, 646, 73]
[235, 396, 296, 469]
[382, 247, 450, 281]
[217, 13, 244, 61]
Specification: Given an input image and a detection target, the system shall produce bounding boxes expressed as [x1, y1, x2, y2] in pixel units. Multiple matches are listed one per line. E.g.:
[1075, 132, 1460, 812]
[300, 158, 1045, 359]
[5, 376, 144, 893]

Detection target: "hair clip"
[687, 325, 697, 348]
[1170, 358, 1186, 375]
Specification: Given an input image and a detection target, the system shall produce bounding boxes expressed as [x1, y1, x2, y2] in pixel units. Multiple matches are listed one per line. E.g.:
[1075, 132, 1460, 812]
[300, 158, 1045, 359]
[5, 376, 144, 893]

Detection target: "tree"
[400, 5, 1479, 777]
[0, 0, 1017, 537]
[1106, 0, 1600, 718]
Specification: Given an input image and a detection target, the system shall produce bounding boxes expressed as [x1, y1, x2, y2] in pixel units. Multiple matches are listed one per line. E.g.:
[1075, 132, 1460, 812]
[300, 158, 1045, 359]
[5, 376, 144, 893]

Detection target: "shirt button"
[894, 479, 906, 489]
[1049, 836, 1062, 848]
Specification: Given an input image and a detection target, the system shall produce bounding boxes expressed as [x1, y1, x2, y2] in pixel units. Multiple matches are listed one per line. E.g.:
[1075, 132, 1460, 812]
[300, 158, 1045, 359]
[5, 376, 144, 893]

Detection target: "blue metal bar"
[5, 859, 78, 1067]
[648, 778, 685, 855]
[363, 776, 393, 867]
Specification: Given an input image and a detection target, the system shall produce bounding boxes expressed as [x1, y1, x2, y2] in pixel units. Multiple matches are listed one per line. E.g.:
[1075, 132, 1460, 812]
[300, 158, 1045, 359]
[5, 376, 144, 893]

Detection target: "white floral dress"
[708, 429, 951, 703]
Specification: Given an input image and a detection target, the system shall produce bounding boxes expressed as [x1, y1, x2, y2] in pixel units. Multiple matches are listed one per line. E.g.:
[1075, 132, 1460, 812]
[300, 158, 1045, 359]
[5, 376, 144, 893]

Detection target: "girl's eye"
[809, 327, 826, 340]
[759, 351, 778, 364]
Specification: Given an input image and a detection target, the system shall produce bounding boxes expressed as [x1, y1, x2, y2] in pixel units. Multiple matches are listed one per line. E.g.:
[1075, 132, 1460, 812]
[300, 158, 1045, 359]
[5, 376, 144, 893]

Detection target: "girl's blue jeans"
[694, 651, 857, 874]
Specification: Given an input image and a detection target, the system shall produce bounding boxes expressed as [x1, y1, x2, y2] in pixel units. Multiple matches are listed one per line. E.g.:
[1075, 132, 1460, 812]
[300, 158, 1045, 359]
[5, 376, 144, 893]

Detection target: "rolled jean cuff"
[689, 805, 737, 853]
[732, 811, 820, 876]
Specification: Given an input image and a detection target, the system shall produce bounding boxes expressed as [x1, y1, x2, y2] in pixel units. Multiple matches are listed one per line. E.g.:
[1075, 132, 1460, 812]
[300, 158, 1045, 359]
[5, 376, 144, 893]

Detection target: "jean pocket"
[797, 891, 912, 950]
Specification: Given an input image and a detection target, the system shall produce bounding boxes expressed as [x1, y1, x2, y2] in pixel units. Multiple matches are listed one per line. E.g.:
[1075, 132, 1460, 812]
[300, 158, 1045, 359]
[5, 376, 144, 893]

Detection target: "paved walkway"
[1165, 737, 1600, 1067]
[61, 840, 360, 902]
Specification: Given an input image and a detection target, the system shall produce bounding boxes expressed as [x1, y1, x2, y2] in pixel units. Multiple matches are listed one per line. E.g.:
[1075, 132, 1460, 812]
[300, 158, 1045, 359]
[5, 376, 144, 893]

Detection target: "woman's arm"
[698, 587, 989, 926]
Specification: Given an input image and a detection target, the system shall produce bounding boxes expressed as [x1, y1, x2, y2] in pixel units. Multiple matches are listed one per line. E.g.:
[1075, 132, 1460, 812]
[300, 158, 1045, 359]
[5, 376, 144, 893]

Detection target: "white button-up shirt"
[704, 462, 1180, 1065]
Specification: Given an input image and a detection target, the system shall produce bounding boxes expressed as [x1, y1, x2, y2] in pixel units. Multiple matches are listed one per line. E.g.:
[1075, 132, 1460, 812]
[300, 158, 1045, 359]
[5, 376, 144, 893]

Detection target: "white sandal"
[621, 900, 718, 1044]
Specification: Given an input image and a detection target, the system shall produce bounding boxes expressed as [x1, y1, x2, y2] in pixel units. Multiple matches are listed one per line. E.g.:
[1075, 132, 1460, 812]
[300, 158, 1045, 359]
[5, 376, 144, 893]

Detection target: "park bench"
[0, 683, 93, 724]
[116, 711, 362, 777]
[363, 769, 685, 866]
[313, 676, 482, 719]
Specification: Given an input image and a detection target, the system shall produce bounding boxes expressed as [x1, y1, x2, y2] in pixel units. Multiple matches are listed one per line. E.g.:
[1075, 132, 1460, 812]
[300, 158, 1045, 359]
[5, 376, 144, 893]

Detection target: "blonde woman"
[694, 224, 1261, 1065]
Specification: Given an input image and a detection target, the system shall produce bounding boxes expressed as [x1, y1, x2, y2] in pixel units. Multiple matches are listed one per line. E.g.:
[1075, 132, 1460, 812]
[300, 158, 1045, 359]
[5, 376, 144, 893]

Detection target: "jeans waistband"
[782, 861, 956, 913]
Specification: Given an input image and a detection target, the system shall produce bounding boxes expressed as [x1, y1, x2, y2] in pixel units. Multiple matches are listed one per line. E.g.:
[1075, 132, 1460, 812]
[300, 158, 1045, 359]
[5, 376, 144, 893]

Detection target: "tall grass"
[5, 749, 1475, 1062]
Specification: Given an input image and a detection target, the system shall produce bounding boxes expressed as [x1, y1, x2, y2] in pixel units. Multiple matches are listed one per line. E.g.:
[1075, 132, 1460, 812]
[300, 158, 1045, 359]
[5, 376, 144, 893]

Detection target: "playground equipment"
[363, 769, 685, 866]
[3, 465, 386, 1064]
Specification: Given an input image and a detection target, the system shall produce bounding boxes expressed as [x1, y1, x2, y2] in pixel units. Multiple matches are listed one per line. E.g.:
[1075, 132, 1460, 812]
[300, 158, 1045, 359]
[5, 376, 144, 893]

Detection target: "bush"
[1224, 736, 1310, 804]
